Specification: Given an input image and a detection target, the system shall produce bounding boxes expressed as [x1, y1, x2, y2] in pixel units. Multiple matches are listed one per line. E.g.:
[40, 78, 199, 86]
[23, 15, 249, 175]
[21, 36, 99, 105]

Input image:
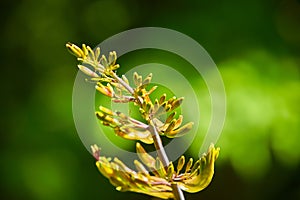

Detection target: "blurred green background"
[1, 0, 300, 199]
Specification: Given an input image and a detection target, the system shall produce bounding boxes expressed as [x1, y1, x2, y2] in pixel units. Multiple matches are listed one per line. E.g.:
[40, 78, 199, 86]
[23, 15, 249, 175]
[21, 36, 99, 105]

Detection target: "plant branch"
[149, 120, 185, 200]
[111, 72, 134, 94]
[111, 70, 185, 200]
[67, 43, 219, 200]
[148, 120, 170, 167]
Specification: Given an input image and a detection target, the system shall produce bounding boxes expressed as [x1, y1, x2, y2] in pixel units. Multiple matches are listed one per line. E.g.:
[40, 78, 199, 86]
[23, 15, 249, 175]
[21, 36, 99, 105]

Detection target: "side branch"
[111, 72, 135, 94]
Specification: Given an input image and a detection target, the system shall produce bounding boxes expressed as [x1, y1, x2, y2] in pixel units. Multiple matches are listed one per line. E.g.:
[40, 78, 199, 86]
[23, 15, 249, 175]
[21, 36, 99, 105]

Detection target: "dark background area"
[1, 0, 300, 199]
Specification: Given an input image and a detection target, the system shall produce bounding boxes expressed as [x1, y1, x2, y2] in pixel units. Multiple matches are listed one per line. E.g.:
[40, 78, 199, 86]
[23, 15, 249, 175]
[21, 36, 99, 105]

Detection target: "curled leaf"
[142, 73, 153, 85]
[92, 144, 220, 198]
[176, 144, 220, 193]
[159, 94, 167, 104]
[100, 55, 108, 68]
[134, 160, 149, 176]
[171, 97, 184, 111]
[96, 107, 153, 144]
[177, 155, 185, 174]
[133, 72, 141, 87]
[166, 122, 194, 138]
[108, 51, 117, 66]
[166, 162, 175, 180]
[155, 157, 167, 178]
[136, 142, 156, 169]
[93, 144, 175, 199]
[185, 158, 193, 173]
[165, 119, 176, 133]
[96, 82, 114, 97]
[165, 112, 176, 124]
[174, 115, 183, 130]
[95, 47, 101, 61]
[66, 42, 86, 58]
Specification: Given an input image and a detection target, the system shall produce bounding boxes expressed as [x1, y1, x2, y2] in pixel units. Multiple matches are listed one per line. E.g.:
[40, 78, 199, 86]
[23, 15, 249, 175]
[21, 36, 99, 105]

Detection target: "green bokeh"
[1, 0, 299, 199]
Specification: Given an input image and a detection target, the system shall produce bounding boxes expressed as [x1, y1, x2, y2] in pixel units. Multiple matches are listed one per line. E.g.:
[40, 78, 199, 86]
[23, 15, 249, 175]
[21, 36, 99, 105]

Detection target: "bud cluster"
[91, 143, 220, 199]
